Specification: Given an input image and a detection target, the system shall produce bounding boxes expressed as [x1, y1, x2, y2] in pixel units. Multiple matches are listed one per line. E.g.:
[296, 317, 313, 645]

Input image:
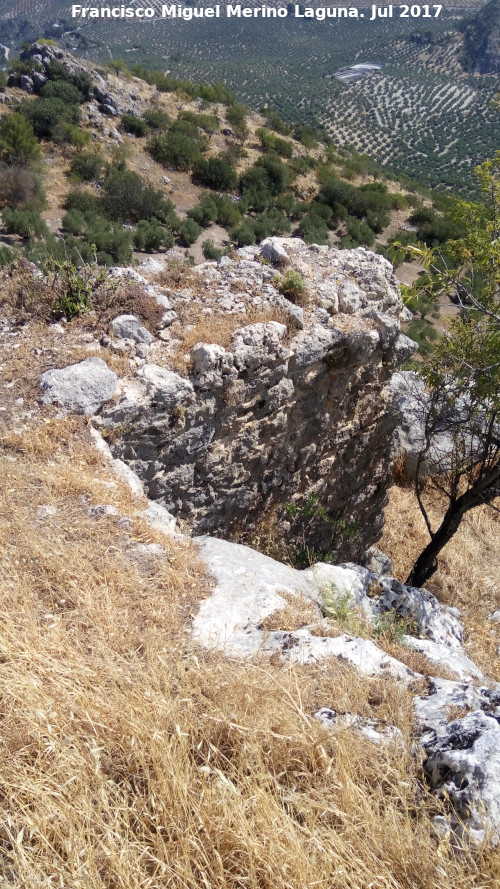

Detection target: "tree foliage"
[405, 154, 500, 587]
[0, 113, 40, 166]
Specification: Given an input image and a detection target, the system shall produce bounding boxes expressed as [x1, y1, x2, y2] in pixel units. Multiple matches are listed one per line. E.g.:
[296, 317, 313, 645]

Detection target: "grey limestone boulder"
[138, 364, 194, 409]
[110, 314, 154, 345]
[40, 357, 117, 416]
[361, 545, 393, 576]
[232, 321, 288, 371]
[260, 236, 290, 264]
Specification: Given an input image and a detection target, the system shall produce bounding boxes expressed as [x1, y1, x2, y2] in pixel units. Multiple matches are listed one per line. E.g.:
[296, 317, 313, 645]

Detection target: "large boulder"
[40, 357, 117, 416]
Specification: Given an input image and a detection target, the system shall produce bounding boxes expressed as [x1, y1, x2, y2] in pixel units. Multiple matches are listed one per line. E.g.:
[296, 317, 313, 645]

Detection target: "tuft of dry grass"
[379, 483, 500, 681]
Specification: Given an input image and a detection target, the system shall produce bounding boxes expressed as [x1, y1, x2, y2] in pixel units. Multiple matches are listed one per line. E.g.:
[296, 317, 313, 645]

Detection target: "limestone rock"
[415, 678, 500, 843]
[110, 314, 154, 345]
[260, 236, 290, 264]
[314, 708, 403, 745]
[40, 357, 117, 415]
[361, 545, 393, 575]
[100, 242, 421, 559]
[138, 365, 194, 409]
[232, 322, 288, 371]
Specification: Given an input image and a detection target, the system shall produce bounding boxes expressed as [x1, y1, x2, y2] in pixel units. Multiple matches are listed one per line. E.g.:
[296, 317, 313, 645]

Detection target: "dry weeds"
[170, 305, 290, 371]
[0, 416, 499, 886]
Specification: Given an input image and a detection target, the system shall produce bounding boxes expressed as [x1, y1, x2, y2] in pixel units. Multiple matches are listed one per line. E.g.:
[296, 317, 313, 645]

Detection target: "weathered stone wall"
[100, 238, 416, 562]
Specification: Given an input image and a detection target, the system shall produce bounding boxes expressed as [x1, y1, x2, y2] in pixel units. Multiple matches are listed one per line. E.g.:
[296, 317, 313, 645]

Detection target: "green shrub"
[230, 221, 256, 247]
[60, 204, 133, 265]
[121, 114, 148, 137]
[192, 156, 237, 191]
[212, 194, 242, 228]
[64, 189, 101, 216]
[0, 113, 40, 166]
[2, 207, 48, 239]
[142, 109, 170, 130]
[101, 166, 174, 224]
[263, 110, 292, 136]
[188, 194, 219, 227]
[275, 269, 308, 305]
[0, 245, 15, 267]
[240, 155, 289, 202]
[179, 111, 219, 135]
[21, 97, 80, 142]
[69, 151, 104, 182]
[202, 239, 223, 261]
[225, 102, 248, 142]
[44, 60, 93, 100]
[40, 80, 84, 105]
[177, 217, 202, 247]
[147, 120, 207, 171]
[61, 208, 86, 236]
[64, 125, 91, 149]
[134, 219, 174, 252]
[293, 124, 318, 149]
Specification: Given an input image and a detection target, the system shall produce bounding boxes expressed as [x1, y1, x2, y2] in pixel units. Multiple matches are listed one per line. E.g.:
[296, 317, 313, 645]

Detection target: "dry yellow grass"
[170, 305, 290, 372]
[0, 416, 499, 887]
[379, 482, 500, 681]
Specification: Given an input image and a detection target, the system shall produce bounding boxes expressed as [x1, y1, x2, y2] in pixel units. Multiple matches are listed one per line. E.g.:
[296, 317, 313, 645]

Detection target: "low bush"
[21, 96, 80, 142]
[148, 120, 207, 171]
[202, 239, 223, 261]
[0, 113, 40, 166]
[69, 151, 104, 183]
[177, 217, 202, 246]
[192, 156, 237, 191]
[142, 109, 170, 130]
[101, 166, 175, 224]
[134, 219, 174, 252]
[2, 207, 48, 240]
[121, 115, 148, 137]
[275, 269, 308, 305]
[40, 79, 84, 106]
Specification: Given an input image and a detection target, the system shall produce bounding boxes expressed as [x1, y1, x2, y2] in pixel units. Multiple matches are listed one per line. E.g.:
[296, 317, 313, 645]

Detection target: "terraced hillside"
[0, 5, 498, 192]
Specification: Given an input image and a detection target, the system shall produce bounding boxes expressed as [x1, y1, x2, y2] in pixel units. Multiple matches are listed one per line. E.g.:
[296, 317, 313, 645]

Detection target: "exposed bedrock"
[101, 239, 417, 561]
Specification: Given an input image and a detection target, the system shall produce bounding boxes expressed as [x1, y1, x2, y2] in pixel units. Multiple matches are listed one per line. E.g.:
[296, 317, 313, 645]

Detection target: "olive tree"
[402, 154, 500, 587]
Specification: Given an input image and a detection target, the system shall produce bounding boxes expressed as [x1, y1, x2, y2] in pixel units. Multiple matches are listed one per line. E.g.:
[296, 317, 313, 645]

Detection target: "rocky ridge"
[29, 235, 500, 845]
[92, 238, 416, 562]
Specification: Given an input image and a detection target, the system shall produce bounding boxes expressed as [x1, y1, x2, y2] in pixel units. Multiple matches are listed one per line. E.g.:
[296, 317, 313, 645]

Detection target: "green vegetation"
[0, 114, 40, 166]
[69, 151, 104, 183]
[275, 269, 308, 305]
[404, 155, 500, 587]
[148, 119, 208, 171]
[120, 114, 148, 138]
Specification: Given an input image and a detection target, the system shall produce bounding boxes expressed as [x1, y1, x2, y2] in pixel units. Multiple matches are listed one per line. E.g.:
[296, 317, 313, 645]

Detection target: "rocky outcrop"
[415, 679, 500, 844]
[40, 357, 117, 415]
[99, 239, 417, 562]
[14, 43, 146, 118]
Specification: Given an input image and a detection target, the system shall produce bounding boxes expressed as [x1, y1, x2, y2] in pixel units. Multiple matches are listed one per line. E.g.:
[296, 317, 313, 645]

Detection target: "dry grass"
[379, 482, 500, 681]
[0, 418, 499, 886]
[170, 305, 290, 372]
[259, 591, 320, 631]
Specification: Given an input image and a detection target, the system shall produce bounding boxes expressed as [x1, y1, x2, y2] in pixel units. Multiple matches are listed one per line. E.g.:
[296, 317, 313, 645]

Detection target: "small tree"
[0, 113, 40, 166]
[404, 154, 500, 587]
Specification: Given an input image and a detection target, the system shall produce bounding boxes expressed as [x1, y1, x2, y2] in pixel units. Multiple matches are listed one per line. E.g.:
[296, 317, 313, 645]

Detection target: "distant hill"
[461, 0, 500, 72]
